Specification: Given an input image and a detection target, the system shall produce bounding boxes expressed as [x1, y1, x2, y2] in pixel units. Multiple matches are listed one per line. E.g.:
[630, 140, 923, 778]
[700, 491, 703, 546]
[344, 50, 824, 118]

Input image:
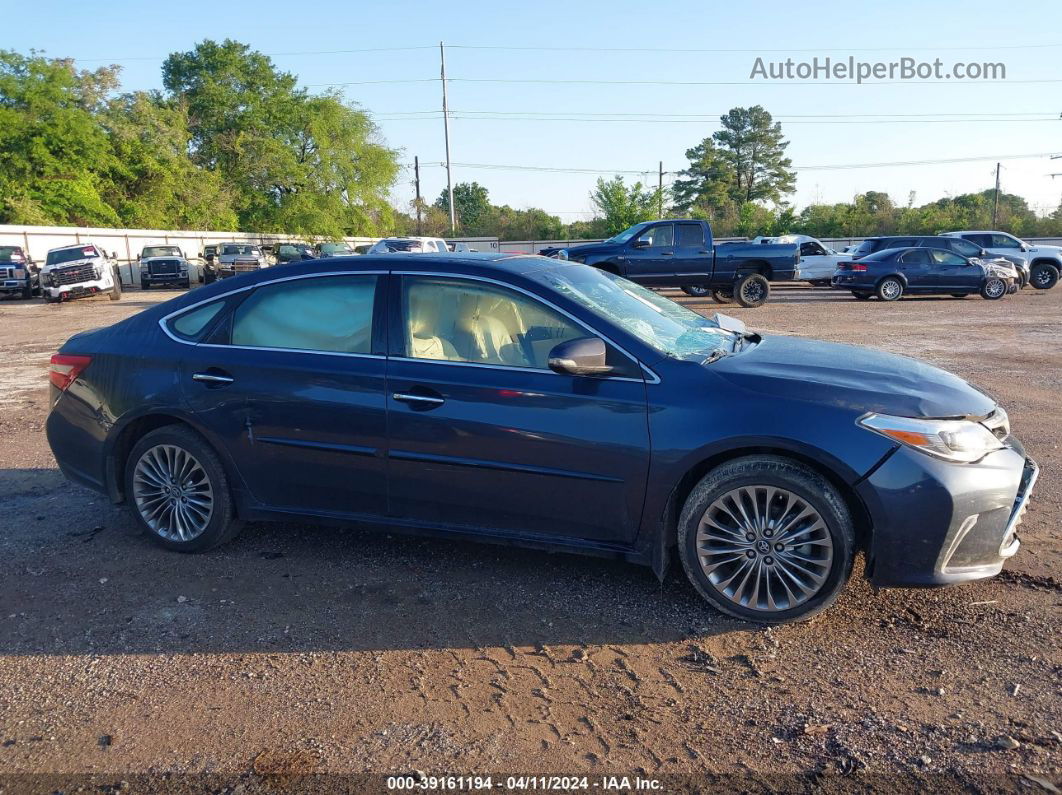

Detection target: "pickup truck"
[557, 220, 799, 307]
[0, 245, 39, 299]
[941, 230, 1060, 290]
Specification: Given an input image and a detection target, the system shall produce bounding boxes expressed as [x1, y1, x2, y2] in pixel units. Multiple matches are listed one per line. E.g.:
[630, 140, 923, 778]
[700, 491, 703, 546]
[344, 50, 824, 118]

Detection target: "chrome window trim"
[157, 267, 661, 383]
[394, 270, 660, 384]
[157, 270, 386, 347]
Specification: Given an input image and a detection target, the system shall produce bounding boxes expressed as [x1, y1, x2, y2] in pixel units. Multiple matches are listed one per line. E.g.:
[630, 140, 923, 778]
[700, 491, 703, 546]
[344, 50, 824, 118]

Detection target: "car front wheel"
[677, 455, 855, 623]
[980, 277, 1007, 300]
[711, 289, 733, 304]
[851, 291, 871, 300]
[125, 426, 242, 552]
[1029, 263, 1059, 290]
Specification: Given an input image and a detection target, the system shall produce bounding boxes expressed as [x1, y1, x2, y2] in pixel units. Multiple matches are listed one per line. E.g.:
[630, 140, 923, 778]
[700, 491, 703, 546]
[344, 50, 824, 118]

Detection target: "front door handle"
[192, 371, 234, 384]
[393, 392, 445, 406]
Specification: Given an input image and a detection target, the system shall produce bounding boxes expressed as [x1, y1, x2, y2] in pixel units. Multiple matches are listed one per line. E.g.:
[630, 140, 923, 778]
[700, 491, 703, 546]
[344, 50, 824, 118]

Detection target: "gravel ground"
[0, 283, 1059, 794]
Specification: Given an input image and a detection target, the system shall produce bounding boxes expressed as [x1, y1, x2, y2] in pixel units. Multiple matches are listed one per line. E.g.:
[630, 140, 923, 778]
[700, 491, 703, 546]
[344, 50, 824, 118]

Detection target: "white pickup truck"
[942, 231, 1060, 290]
[40, 243, 122, 304]
[752, 234, 852, 285]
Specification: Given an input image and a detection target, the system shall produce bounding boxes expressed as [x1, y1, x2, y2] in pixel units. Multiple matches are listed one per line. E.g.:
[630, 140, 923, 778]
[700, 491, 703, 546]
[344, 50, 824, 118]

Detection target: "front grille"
[51, 263, 98, 285]
[149, 259, 180, 276]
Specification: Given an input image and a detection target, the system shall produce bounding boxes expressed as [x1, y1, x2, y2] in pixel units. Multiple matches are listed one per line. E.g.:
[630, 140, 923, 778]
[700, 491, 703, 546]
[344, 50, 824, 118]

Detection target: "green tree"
[671, 137, 733, 214]
[713, 105, 795, 205]
[435, 181, 492, 234]
[161, 39, 399, 235]
[101, 91, 237, 230]
[589, 176, 661, 235]
[0, 51, 121, 225]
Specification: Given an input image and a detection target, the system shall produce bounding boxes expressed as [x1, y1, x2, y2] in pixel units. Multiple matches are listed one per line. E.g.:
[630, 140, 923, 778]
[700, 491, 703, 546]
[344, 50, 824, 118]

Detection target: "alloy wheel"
[132, 444, 214, 542]
[984, 279, 1005, 298]
[694, 486, 834, 613]
[740, 279, 766, 304]
[880, 280, 901, 300]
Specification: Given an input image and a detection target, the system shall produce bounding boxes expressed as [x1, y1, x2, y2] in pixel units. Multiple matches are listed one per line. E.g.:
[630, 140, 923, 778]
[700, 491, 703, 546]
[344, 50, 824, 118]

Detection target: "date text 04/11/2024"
[385, 775, 663, 791]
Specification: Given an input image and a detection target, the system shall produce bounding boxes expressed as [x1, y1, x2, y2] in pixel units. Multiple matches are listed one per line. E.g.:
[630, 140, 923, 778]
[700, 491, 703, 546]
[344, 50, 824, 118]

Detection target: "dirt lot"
[0, 283, 1059, 793]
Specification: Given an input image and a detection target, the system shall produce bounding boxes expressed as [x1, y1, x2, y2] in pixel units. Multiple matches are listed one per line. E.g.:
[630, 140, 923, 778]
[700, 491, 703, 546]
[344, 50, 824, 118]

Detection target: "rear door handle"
[192, 372, 234, 384]
[661, 252, 674, 256]
[393, 392, 445, 406]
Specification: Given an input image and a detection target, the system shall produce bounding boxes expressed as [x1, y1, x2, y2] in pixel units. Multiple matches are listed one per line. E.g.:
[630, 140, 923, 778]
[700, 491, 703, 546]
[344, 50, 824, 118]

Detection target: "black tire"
[711, 289, 733, 304]
[980, 277, 1007, 300]
[124, 425, 242, 552]
[735, 273, 770, 308]
[1029, 263, 1059, 290]
[181, 279, 191, 289]
[44, 292, 60, 304]
[951, 294, 969, 299]
[677, 455, 856, 624]
[109, 269, 122, 301]
[851, 291, 871, 301]
[141, 279, 149, 291]
[20, 283, 32, 300]
[876, 277, 903, 301]
[681, 285, 711, 298]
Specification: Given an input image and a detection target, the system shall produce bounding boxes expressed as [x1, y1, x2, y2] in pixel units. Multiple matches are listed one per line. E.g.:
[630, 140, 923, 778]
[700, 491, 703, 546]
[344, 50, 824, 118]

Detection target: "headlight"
[859, 413, 1004, 463]
[557, 249, 569, 260]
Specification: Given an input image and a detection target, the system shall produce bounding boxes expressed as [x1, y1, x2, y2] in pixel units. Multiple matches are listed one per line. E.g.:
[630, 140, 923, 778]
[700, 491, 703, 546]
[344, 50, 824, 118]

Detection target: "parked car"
[43, 254, 1037, 623]
[558, 220, 799, 308]
[941, 230, 1060, 290]
[832, 247, 1016, 301]
[275, 243, 317, 264]
[138, 245, 192, 290]
[450, 242, 479, 253]
[851, 235, 1030, 287]
[217, 243, 267, 279]
[40, 243, 122, 303]
[367, 237, 450, 254]
[753, 234, 852, 286]
[317, 242, 358, 258]
[0, 245, 39, 299]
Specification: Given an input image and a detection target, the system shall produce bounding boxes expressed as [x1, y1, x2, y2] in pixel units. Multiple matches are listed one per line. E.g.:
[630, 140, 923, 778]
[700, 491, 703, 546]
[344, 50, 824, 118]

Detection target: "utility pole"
[440, 42, 456, 234]
[658, 161, 664, 219]
[414, 156, 422, 235]
[992, 162, 1001, 227]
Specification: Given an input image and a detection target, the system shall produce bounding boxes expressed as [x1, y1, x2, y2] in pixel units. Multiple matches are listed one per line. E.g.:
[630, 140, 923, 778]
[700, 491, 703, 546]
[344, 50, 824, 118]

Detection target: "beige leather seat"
[454, 295, 531, 367]
[407, 292, 462, 361]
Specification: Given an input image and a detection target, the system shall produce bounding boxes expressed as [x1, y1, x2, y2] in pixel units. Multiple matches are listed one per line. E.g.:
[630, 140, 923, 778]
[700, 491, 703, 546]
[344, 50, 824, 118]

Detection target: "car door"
[622, 223, 674, 285]
[926, 248, 976, 290]
[796, 240, 835, 282]
[385, 273, 650, 545]
[178, 272, 389, 519]
[671, 222, 712, 280]
[896, 248, 931, 290]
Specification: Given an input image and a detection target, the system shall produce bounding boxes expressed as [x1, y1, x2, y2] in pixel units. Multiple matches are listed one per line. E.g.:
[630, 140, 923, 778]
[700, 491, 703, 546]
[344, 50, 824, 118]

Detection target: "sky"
[11, 0, 1062, 222]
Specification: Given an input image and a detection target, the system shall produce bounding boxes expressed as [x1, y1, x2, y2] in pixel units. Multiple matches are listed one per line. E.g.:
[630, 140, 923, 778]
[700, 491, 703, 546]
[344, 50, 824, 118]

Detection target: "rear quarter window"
[168, 300, 227, 340]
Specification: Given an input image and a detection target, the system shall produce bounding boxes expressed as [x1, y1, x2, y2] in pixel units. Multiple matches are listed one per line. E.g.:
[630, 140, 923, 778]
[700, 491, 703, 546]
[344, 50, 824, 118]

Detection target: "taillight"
[49, 354, 92, 392]
[851, 263, 868, 272]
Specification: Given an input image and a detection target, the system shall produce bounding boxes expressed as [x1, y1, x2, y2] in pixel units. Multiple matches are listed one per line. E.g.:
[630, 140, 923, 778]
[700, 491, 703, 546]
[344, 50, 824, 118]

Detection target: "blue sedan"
[45, 254, 1037, 623]
[832, 246, 1017, 301]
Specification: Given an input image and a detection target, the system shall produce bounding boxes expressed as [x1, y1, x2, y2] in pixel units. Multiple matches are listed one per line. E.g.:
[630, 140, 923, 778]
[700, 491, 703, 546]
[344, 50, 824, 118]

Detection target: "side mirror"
[548, 337, 613, 377]
[631, 239, 651, 249]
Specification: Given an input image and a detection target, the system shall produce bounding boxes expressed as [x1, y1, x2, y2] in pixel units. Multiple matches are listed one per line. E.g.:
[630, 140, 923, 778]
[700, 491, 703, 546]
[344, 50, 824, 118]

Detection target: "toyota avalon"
[44, 254, 1037, 623]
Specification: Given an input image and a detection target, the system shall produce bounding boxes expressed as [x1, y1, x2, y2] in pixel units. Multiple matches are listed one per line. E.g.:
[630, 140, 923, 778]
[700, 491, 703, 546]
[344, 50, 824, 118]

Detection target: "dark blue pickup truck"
[556, 219, 799, 307]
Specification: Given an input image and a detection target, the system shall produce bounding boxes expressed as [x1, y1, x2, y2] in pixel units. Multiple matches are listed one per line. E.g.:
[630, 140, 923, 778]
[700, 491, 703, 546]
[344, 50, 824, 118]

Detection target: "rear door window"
[231, 275, 377, 354]
[899, 249, 930, 264]
[675, 223, 704, 249]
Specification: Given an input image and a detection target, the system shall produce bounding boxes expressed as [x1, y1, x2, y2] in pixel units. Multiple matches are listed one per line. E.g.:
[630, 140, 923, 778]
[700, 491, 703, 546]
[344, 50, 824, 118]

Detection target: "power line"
[445, 114, 1060, 125]
[447, 77, 1061, 86]
[67, 41, 1062, 62]
[412, 151, 1061, 176]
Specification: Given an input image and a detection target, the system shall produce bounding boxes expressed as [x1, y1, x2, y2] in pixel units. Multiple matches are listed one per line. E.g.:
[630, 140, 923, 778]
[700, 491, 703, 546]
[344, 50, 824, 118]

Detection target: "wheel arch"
[877, 272, 907, 288]
[652, 443, 874, 580]
[104, 410, 245, 512]
[590, 260, 622, 276]
[736, 259, 773, 280]
[1029, 257, 1060, 272]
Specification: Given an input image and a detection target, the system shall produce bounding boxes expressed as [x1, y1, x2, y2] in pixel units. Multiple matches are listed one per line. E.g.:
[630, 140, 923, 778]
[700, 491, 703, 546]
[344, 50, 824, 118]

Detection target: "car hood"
[141, 256, 186, 263]
[712, 335, 995, 418]
[1027, 244, 1061, 256]
[565, 242, 614, 256]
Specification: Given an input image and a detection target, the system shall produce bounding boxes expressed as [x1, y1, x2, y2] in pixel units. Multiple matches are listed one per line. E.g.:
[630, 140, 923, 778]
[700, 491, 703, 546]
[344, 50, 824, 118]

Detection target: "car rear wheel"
[711, 289, 733, 304]
[681, 285, 711, 297]
[735, 273, 770, 308]
[677, 455, 855, 623]
[851, 291, 871, 300]
[1029, 263, 1059, 290]
[125, 426, 242, 552]
[876, 277, 903, 301]
[980, 277, 1007, 300]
